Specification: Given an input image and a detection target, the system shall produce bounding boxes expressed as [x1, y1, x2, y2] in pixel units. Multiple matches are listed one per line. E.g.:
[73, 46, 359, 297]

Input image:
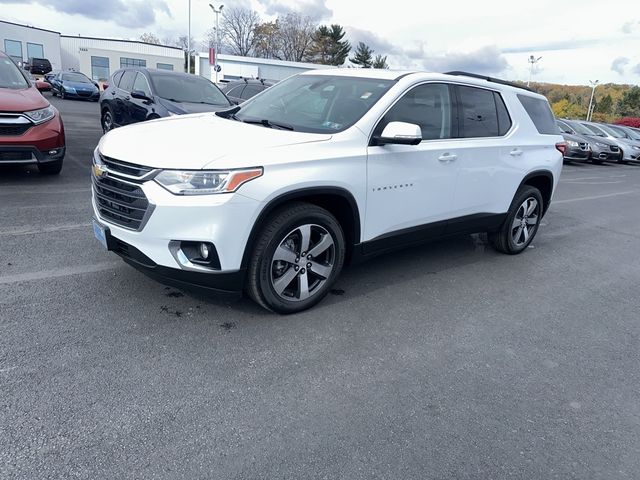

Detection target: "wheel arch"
[518, 170, 554, 215]
[240, 187, 362, 270]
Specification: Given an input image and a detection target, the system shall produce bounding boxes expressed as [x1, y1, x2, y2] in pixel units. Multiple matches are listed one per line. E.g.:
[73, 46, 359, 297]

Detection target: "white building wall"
[0, 20, 62, 70]
[196, 53, 334, 84]
[60, 36, 184, 80]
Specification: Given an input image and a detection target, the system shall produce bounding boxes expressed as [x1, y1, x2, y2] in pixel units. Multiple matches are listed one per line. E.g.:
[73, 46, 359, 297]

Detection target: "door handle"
[510, 148, 524, 157]
[438, 153, 457, 162]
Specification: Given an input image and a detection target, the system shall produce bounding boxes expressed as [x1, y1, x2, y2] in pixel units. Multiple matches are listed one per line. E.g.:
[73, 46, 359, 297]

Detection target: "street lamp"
[586, 79, 599, 122]
[187, 0, 191, 74]
[527, 55, 542, 87]
[209, 4, 224, 84]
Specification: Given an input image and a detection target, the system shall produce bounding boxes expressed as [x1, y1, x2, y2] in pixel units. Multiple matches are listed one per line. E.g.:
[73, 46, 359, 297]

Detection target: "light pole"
[527, 55, 542, 87]
[209, 4, 224, 84]
[187, 0, 191, 74]
[586, 79, 599, 122]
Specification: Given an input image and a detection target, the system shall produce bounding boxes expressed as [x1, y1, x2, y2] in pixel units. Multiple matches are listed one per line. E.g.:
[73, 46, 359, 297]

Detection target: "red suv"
[0, 51, 65, 174]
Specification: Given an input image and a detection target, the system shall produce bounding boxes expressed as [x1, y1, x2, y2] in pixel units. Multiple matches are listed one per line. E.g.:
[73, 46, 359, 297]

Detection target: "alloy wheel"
[511, 197, 539, 247]
[270, 224, 335, 302]
[102, 111, 113, 133]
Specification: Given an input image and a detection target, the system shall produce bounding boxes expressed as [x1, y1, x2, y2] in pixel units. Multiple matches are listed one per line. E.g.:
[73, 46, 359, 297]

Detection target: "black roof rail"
[444, 71, 535, 93]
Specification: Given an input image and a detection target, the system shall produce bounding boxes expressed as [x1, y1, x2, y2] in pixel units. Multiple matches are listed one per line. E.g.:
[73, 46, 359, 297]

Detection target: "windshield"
[232, 74, 395, 133]
[582, 123, 607, 137]
[62, 73, 91, 83]
[0, 57, 29, 89]
[597, 124, 624, 138]
[620, 126, 640, 141]
[151, 73, 230, 105]
[567, 121, 592, 136]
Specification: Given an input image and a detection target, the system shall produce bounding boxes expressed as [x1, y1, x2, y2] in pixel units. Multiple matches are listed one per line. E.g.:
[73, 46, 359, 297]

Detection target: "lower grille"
[93, 175, 150, 230]
[0, 124, 31, 136]
[610, 146, 620, 152]
[0, 150, 33, 161]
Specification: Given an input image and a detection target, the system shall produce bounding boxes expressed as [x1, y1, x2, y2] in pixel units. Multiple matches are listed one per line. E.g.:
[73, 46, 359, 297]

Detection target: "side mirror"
[374, 121, 422, 146]
[131, 90, 152, 102]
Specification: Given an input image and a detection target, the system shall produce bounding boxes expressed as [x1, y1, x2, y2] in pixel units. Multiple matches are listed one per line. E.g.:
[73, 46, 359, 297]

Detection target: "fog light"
[199, 243, 210, 260]
[48, 149, 58, 155]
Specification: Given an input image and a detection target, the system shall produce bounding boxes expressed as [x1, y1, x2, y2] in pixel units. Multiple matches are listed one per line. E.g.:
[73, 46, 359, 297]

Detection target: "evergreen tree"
[617, 86, 640, 117]
[372, 54, 388, 69]
[349, 42, 374, 68]
[309, 24, 350, 65]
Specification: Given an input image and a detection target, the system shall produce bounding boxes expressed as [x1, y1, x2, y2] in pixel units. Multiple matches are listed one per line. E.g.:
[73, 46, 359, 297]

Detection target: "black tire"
[101, 108, 114, 133]
[246, 202, 346, 314]
[490, 185, 543, 255]
[591, 158, 603, 165]
[51, 90, 57, 97]
[60, 90, 65, 100]
[37, 159, 63, 175]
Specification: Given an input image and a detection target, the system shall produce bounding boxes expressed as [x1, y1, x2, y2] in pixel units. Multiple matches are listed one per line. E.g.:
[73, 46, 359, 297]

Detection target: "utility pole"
[187, 0, 191, 74]
[527, 55, 542, 87]
[586, 80, 599, 121]
[209, 4, 224, 84]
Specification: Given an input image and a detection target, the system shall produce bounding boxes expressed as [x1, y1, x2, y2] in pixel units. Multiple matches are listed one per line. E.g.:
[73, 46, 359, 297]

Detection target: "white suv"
[92, 69, 564, 313]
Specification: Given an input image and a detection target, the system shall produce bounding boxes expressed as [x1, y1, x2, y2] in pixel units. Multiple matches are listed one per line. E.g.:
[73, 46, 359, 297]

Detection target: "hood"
[562, 133, 589, 144]
[99, 113, 332, 169]
[583, 134, 617, 146]
[64, 81, 98, 91]
[0, 85, 49, 112]
[159, 98, 230, 115]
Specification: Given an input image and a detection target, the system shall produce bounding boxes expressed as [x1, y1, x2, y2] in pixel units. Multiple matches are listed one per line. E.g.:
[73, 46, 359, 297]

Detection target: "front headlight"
[155, 168, 263, 195]
[24, 105, 56, 125]
[632, 145, 640, 150]
[595, 142, 607, 147]
[566, 140, 579, 147]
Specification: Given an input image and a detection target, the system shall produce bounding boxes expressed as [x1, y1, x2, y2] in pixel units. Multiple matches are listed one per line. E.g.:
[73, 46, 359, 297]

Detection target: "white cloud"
[611, 57, 630, 75]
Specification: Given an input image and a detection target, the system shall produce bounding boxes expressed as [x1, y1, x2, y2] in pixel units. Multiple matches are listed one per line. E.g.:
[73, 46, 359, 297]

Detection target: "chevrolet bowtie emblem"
[93, 163, 108, 178]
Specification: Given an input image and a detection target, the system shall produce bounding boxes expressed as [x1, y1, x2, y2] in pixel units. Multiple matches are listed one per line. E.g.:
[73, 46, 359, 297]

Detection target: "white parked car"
[92, 69, 564, 313]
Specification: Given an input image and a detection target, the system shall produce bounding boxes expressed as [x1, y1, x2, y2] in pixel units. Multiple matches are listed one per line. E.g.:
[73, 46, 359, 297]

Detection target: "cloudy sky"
[2, 0, 639, 85]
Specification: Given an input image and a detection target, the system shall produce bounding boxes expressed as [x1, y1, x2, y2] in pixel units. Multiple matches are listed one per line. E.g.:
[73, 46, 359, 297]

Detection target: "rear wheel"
[37, 159, 63, 175]
[490, 186, 543, 255]
[246, 202, 345, 314]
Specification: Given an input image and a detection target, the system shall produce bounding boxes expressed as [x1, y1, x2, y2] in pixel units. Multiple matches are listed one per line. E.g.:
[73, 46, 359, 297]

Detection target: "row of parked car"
[558, 119, 640, 164]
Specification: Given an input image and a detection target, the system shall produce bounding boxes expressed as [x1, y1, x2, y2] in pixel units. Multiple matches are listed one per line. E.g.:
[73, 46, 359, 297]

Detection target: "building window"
[4, 39, 23, 64]
[120, 57, 146, 68]
[91, 56, 110, 81]
[156, 63, 174, 71]
[26, 43, 44, 59]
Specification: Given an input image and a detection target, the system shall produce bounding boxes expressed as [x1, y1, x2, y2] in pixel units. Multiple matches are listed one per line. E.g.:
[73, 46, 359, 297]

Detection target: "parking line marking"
[554, 191, 637, 204]
[0, 262, 120, 285]
[0, 223, 90, 237]
[0, 187, 91, 197]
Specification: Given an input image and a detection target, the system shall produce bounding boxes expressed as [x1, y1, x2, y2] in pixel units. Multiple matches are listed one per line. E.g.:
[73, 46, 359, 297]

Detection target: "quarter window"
[119, 70, 137, 91]
[112, 71, 124, 88]
[517, 94, 558, 135]
[120, 57, 146, 68]
[457, 85, 500, 138]
[377, 83, 454, 140]
[4, 39, 22, 64]
[91, 56, 110, 81]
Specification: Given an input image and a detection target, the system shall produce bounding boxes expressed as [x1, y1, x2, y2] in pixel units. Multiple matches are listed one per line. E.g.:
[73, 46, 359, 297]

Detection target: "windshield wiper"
[241, 118, 295, 131]
[165, 98, 183, 103]
[216, 105, 241, 120]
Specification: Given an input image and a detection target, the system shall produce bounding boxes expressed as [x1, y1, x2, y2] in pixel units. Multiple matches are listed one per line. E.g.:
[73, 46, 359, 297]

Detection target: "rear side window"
[242, 85, 263, 99]
[112, 71, 123, 88]
[119, 70, 136, 92]
[517, 94, 557, 135]
[457, 85, 499, 138]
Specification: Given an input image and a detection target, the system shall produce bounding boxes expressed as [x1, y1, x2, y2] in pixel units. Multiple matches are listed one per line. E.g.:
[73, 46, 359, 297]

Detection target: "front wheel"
[60, 90, 65, 100]
[490, 186, 543, 254]
[246, 202, 345, 314]
[101, 109, 114, 133]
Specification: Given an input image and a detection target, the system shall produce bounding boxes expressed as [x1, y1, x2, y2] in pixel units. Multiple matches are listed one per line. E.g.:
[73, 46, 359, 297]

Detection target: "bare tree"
[220, 7, 261, 56]
[278, 13, 316, 62]
[139, 33, 161, 45]
[253, 21, 282, 59]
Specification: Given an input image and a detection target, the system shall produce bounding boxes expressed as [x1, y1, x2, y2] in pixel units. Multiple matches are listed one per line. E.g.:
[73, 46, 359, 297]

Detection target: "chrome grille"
[92, 155, 157, 231]
[579, 142, 589, 151]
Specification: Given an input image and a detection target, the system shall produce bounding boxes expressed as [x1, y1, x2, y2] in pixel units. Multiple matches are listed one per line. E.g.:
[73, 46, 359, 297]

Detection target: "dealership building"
[1, 20, 183, 81]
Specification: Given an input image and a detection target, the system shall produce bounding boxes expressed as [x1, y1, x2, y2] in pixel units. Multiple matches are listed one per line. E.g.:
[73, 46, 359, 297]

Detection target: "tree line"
[139, 8, 389, 70]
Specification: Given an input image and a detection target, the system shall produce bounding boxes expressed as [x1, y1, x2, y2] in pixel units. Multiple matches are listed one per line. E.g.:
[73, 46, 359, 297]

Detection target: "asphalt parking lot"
[1, 95, 640, 479]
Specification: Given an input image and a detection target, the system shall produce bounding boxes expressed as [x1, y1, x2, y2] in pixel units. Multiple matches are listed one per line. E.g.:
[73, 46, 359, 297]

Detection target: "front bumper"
[92, 175, 261, 293]
[100, 227, 245, 296]
[0, 114, 65, 165]
[63, 89, 100, 100]
[564, 146, 590, 162]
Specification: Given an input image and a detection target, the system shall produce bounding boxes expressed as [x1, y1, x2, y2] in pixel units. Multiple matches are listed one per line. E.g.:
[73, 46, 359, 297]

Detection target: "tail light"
[555, 142, 567, 156]
[102, 83, 109, 91]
